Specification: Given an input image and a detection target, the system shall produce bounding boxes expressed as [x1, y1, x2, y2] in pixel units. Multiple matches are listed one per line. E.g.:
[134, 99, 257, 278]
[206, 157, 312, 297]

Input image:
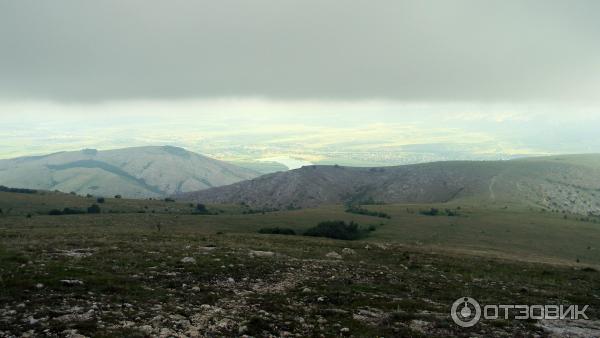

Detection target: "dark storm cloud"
[1, 0, 599, 102]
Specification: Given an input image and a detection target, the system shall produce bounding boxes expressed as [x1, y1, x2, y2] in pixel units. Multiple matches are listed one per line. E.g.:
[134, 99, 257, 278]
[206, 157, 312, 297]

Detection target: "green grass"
[2, 190, 600, 265]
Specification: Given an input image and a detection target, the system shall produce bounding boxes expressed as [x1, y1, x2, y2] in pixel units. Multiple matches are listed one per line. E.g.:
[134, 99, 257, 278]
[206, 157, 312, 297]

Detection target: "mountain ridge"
[178, 154, 600, 215]
[0, 146, 260, 198]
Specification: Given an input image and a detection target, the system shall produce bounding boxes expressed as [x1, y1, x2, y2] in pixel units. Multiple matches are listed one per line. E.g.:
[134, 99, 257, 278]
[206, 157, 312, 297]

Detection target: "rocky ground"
[1, 225, 599, 338]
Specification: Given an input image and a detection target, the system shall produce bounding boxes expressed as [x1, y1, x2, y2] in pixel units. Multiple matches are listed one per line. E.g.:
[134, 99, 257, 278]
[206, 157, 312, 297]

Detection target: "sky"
[1, 1, 599, 166]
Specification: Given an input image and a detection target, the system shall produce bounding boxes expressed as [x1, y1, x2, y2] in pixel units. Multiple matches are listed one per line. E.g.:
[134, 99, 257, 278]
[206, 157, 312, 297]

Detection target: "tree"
[114, 195, 122, 199]
[97, 197, 105, 203]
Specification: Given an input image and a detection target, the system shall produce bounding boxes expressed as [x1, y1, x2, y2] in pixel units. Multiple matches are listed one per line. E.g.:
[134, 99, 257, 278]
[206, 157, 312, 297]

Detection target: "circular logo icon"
[451, 297, 481, 327]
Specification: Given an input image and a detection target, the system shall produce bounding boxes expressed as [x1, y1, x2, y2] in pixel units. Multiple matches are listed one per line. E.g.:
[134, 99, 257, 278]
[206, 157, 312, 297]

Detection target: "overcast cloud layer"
[1, 0, 600, 102]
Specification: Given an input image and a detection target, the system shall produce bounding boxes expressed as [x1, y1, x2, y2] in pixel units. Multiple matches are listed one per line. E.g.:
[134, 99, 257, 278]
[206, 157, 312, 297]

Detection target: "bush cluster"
[258, 227, 296, 235]
[0, 186, 37, 194]
[345, 206, 391, 219]
[191, 203, 217, 215]
[243, 207, 279, 215]
[48, 204, 101, 215]
[420, 208, 460, 217]
[257, 221, 378, 240]
[87, 204, 101, 214]
[303, 220, 368, 240]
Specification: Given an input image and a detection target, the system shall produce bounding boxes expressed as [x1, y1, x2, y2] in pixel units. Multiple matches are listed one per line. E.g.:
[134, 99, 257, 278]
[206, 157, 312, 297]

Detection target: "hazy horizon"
[1, 99, 599, 167]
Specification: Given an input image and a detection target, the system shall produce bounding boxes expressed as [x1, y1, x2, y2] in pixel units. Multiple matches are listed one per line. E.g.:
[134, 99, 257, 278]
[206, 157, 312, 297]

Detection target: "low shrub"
[420, 208, 460, 217]
[243, 207, 279, 214]
[303, 220, 369, 240]
[0, 186, 37, 194]
[352, 196, 385, 205]
[444, 208, 460, 216]
[62, 207, 86, 215]
[258, 227, 296, 235]
[48, 206, 100, 215]
[420, 208, 440, 216]
[345, 206, 391, 219]
[48, 208, 85, 215]
[194, 203, 209, 214]
[87, 204, 101, 214]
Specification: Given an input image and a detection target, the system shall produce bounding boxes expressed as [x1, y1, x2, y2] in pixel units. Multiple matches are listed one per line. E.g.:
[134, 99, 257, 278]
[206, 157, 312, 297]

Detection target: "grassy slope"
[2, 191, 599, 265]
[0, 191, 247, 216]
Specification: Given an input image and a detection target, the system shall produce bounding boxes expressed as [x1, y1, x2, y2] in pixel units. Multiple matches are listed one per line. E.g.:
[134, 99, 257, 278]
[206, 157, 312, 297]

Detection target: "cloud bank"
[1, 0, 599, 102]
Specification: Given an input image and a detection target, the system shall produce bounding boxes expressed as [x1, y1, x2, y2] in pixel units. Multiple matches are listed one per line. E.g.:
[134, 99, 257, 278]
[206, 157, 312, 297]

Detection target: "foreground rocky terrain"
[1, 223, 599, 337]
[1, 188, 599, 337]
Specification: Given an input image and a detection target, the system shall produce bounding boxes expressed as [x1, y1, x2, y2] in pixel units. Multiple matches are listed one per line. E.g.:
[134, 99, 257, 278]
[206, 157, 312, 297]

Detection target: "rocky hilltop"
[179, 154, 600, 215]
